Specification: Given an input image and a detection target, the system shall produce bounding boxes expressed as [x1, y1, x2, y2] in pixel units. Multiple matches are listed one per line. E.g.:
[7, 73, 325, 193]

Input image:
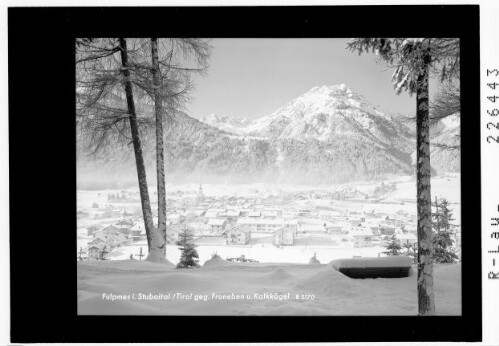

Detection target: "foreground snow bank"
[77, 260, 461, 316]
[202, 255, 234, 268]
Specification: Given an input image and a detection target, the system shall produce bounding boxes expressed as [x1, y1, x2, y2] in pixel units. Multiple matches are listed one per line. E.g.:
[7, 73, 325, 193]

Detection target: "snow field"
[77, 260, 461, 316]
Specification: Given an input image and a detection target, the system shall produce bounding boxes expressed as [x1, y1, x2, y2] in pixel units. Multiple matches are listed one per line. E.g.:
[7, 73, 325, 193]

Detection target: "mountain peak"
[305, 84, 353, 97]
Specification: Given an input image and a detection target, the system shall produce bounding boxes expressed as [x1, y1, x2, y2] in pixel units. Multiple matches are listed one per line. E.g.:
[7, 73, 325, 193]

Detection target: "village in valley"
[77, 174, 461, 265]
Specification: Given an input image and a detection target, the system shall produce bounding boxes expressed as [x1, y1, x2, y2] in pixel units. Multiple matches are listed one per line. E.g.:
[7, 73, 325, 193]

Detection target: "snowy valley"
[77, 172, 462, 315]
[77, 84, 462, 316]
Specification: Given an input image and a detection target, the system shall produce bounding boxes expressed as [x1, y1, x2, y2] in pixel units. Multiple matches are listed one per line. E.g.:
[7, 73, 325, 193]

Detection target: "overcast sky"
[186, 38, 418, 120]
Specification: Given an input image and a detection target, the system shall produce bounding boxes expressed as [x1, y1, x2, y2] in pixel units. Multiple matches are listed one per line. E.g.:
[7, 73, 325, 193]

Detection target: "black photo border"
[9, 5, 481, 343]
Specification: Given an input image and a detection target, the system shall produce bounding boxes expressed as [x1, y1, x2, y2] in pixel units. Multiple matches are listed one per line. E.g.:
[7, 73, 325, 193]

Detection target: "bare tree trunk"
[118, 37, 165, 263]
[151, 37, 168, 260]
[416, 49, 435, 316]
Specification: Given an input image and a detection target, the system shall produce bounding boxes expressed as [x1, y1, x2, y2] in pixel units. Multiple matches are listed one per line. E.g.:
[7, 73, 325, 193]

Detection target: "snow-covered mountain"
[159, 84, 419, 183]
[78, 84, 460, 185]
[191, 84, 417, 182]
[201, 84, 413, 149]
[199, 113, 251, 135]
[429, 113, 460, 174]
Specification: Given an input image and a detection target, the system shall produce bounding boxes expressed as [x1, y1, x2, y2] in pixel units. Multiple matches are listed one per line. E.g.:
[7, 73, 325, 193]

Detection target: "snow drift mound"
[145, 272, 220, 292]
[203, 255, 233, 268]
[293, 266, 360, 296]
[309, 256, 321, 265]
[262, 267, 294, 281]
[78, 259, 175, 272]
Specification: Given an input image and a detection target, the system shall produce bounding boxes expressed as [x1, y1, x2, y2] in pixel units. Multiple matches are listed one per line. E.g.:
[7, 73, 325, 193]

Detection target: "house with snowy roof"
[115, 219, 134, 228]
[273, 226, 295, 246]
[116, 227, 131, 238]
[131, 222, 145, 234]
[347, 217, 364, 227]
[88, 243, 107, 260]
[325, 222, 346, 235]
[224, 210, 241, 222]
[106, 232, 128, 248]
[237, 218, 298, 233]
[225, 226, 251, 245]
[92, 225, 120, 238]
[248, 211, 261, 218]
[87, 236, 106, 247]
[208, 218, 227, 233]
[350, 227, 374, 248]
[130, 229, 143, 241]
[379, 223, 396, 236]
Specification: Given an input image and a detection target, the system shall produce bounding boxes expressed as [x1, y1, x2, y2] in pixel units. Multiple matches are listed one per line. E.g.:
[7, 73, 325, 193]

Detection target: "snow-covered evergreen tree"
[402, 242, 417, 263]
[176, 227, 200, 269]
[348, 37, 459, 316]
[432, 197, 459, 263]
[383, 234, 402, 256]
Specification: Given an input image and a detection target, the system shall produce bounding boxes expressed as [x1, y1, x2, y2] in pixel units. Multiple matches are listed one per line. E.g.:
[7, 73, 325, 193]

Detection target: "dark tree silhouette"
[348, 38, 459, 315]
[176, 227, 200, 269]
[432, 197, 459, 263]
[383, 234, 402, 256]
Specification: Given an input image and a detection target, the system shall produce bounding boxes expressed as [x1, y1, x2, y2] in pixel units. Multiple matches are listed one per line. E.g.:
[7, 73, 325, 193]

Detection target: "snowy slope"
[201, 84, 414, 150]
[77, 260, 461, 315]
[199, 113, 251, 135]
[246, 85, 412, 147]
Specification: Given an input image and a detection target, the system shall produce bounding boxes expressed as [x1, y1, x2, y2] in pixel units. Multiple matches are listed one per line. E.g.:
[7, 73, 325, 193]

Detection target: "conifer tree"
[384, 234, 402, 256]
[432, 197, 459, 263]
[348, 38, 459, 315]
[176, 227, 200, 269]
